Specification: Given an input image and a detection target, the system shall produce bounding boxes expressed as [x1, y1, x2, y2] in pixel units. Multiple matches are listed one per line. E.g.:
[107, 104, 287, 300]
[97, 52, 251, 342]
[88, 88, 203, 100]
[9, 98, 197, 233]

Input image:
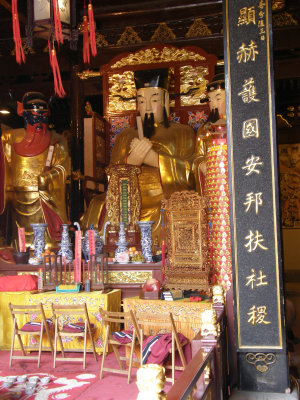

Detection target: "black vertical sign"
[223, 0, 289, 392]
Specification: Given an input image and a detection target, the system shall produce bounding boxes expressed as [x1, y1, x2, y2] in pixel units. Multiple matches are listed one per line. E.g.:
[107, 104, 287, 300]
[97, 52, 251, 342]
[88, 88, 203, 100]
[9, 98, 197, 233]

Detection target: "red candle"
[64, 261, 66, 284]
[161, 239, 165, 268]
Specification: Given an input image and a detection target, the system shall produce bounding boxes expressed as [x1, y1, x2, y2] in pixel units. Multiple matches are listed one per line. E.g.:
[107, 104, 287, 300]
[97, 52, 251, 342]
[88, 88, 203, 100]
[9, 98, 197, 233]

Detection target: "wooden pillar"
[70, 65, 84, 222]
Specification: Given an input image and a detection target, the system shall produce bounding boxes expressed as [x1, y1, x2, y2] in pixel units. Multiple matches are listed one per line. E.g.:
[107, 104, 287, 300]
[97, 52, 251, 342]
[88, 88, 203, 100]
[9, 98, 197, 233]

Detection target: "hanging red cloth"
[88, 0, 97, 57]
[12, 0, 25, 64]
[52, 0, 63, 45]
[48, 41, 66, 98]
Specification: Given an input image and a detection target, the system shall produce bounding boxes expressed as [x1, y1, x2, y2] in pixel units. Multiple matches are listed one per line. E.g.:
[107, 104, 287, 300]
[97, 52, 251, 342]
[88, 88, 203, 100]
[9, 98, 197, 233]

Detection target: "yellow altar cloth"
[123, 297, 212, 340]
[0, 289, 121, 354]
[0, 291, 30, 350]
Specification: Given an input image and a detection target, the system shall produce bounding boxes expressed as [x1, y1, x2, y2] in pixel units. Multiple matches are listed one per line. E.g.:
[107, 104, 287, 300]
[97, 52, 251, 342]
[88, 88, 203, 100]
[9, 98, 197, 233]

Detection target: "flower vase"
[137, 221, 154, 263]
[30, 223, 48, 263]
[58, 224, 73, 262]
[114, 223, 129, 262]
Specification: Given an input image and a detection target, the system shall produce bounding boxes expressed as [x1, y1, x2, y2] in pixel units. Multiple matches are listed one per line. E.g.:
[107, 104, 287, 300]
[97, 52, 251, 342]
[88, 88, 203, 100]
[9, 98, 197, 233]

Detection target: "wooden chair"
[134, 312, 189, 384]
[99, 308, 141, 384]
[8, 303, 53, 368]
[51, 303, 97, 369]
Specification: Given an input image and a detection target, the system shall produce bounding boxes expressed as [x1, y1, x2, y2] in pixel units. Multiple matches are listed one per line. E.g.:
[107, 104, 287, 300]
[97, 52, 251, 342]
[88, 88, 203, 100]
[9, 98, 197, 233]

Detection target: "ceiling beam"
[0, 0, 27, 25]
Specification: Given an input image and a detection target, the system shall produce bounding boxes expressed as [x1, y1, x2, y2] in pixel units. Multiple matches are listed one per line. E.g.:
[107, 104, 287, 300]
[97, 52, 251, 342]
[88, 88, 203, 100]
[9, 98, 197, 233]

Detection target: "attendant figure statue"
[0, 92, 70, 249]
[193, 74, 232, 291]
[81, 68, 196, 243]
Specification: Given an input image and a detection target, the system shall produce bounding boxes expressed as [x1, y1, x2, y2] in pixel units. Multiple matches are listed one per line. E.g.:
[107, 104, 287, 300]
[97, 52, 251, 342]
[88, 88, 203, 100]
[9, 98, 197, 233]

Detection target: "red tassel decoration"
[48, 41, 66, 98]
[52, 0, 63, 45]
[12, 0, 25, 64]
[82, 13, 90, 64]
[88, 0, 97, 57]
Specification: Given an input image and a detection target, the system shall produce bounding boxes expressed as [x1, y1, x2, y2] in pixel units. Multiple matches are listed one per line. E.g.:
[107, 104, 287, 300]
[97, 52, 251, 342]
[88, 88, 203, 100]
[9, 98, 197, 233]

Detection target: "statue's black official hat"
[134, 68, 170, 90]
[22, 92, 48, 111]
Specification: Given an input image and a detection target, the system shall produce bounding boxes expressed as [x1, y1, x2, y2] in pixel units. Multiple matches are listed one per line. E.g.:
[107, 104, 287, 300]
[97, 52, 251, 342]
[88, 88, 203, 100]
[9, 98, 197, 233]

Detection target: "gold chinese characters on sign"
[105, 164, 142, 230]
[161, 190, 210, 292]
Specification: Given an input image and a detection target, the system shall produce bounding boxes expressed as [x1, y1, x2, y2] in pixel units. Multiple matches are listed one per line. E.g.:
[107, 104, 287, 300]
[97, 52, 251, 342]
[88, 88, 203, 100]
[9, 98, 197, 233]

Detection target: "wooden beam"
[0, 0, 27, 25]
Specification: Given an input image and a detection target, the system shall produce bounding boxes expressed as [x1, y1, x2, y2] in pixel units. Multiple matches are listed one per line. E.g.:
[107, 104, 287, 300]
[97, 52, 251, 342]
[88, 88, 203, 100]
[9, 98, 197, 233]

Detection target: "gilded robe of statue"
[80, 122, 196, 243]
[1, 128, 70, 248]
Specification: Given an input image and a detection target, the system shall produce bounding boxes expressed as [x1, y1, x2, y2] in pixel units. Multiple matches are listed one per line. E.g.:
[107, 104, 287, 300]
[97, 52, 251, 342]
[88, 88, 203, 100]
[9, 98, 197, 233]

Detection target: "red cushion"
[21, 319, 52, 332]
[0, 275, 38, 292]
[62, 322, 95, 333]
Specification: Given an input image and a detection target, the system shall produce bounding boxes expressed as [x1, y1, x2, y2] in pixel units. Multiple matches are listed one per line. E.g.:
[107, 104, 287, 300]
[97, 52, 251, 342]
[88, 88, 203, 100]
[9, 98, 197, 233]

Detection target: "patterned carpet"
[0, 350, 146, 400]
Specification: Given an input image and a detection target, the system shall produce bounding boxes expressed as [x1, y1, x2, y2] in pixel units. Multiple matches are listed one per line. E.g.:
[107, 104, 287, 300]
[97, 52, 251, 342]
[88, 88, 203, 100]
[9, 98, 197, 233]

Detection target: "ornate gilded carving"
[200, 309, 219, 337]
[212, 285, 225, 305]
[117, 26, 142, 46]
[136, 364, 166, 400]
[77, 69, 101, 80]
[161, 191, 210, 291]
[272, 0, 285, 12]
[272, 11, 298, 27]
[95, 32, 108, 47]
[105, 164, 141, 230]
[150, 23, 176, 42]
[245, 353, 277, 373]
[108, 71, 136, 113]
[108, 271, 152, 284]
[95, 136, 105, 163]
[186, 18, 212, 38]
[111, 46, 206, 69]
[180, 65, 209, 106]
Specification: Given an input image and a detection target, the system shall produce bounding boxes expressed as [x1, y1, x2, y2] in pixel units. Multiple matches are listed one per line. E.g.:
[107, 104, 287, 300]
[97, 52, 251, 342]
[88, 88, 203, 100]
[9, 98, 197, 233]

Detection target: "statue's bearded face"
[137, 87, 169, 124]
[207, 88, 226, 118]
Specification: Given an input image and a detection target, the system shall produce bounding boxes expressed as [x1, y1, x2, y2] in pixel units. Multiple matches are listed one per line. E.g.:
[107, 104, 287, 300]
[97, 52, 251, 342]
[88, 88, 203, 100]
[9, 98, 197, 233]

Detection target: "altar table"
[123, 297, 212, 340]
[0, 289, 121, 354]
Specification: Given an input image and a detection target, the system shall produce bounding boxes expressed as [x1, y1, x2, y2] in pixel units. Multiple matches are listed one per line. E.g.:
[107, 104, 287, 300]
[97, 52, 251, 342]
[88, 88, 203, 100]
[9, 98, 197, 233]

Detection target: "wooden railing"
[166, 305, 229, 400]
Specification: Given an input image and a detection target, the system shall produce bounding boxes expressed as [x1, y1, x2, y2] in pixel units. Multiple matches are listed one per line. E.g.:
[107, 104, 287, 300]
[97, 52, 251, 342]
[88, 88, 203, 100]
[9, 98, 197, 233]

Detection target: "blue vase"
[115, 223, 129, 259]
[137, 221, 154, 263]
[30, 223, 48, 262]
[58, 224, 73, 262]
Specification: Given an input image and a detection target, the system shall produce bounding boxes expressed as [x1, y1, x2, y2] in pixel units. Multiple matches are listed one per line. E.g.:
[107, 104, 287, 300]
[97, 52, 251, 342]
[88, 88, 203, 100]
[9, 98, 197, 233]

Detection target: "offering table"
[123, 297, 212, 340]
[0, 289, 121, 354]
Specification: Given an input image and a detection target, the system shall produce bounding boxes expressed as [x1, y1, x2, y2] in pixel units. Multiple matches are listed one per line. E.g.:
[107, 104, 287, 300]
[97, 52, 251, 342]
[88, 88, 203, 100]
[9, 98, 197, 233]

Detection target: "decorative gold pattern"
[108, 71, 136, 112]
[95, 32, 109, 47]
[200, 309, 218, 337]
[272, 0, 285, 12]
[161, 191, 210, 292]
[105, 164, 141, 230]
[186, 18, 212, 38]
[95, 136, 105, 163]
[212, 285, 225, 305]
[111, 46, 206, 69]
[180, 65, 209, 106]
[77, 69, 101, 80]
[117, 26, 142, 46]
[150, 23, 176, 42]
[245, 353, 277, 373]
[108, 270, 152, 284]
[272, 11, 298, 27]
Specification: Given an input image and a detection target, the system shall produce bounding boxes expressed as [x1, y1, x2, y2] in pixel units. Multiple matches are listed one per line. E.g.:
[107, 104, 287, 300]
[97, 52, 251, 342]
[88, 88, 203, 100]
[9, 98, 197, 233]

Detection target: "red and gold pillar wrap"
[205, 138, 232, 291]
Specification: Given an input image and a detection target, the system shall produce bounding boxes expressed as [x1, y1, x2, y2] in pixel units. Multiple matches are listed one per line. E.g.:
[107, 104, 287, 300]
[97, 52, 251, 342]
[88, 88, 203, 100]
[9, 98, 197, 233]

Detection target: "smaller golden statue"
[0, 92, 70, 249]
